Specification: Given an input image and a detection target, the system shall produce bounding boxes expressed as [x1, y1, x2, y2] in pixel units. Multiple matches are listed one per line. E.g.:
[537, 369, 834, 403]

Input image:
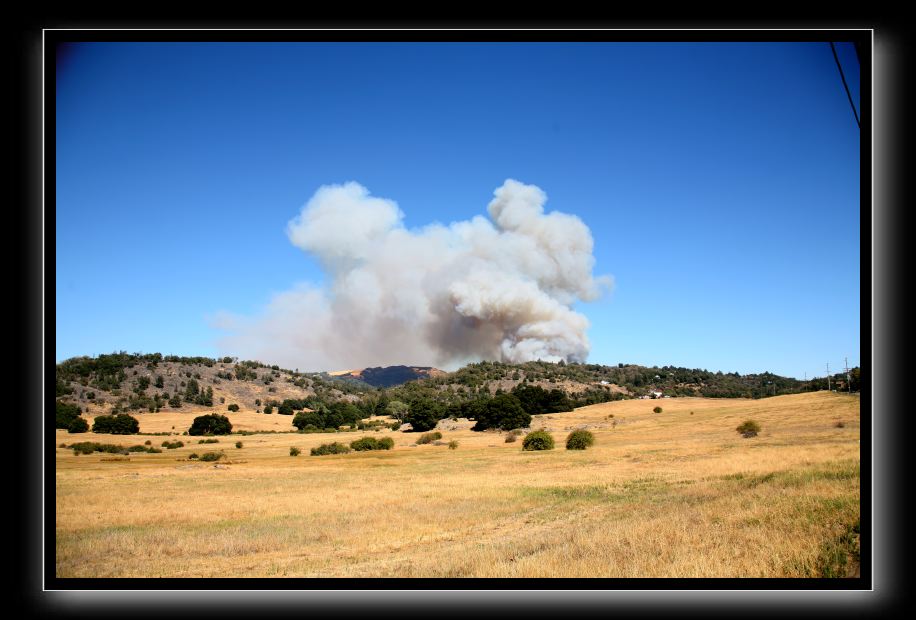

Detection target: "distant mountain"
[326, 365, 447, 388]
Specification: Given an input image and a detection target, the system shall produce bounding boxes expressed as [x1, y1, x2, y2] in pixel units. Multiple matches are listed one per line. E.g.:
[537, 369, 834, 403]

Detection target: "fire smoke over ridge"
[216, 179, 611, 371]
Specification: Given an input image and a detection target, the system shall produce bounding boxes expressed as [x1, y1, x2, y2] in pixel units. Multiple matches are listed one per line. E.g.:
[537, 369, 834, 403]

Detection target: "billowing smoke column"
[217, 179, 610, 371]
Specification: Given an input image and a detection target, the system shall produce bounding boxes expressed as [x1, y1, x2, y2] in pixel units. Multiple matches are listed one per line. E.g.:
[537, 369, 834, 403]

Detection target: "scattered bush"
[91, 413, 140, 435]
[835, 420, 846, 428]
[188, 453, 199, 460]
[235, 441, 243, 448]
[504, 429, 522, 443]
[736, 420, 761, 438]
[310, 442, 351, 456]
[144, 440, 152, 445]
[522, 430, 555, 451]
[69, 442, 127, 456]
[289, 447, 301, 457]
[566, 429, 595, 450]
[198, 438, 219, 444]
[448, 440, 459, 450]
[653, 406, 663, 413]
[227, 404, 240, 412]
[161, 440, 184, 449]
[199, 451, 223, 461]
[350, 436, 394, 451]
[188, 414, 232, 436]
[416, 431, 443, 445]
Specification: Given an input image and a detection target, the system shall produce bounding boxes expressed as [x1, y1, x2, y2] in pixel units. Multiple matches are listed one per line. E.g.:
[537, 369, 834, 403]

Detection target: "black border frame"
[17, 18, 904, 616]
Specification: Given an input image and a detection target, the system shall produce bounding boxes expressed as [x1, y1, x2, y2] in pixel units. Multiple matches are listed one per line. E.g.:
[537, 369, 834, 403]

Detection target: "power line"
[829, 42, 860, 128]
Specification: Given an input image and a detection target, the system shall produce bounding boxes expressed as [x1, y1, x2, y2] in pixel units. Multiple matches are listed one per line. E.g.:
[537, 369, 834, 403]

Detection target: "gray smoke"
[215, 179, 611, 371]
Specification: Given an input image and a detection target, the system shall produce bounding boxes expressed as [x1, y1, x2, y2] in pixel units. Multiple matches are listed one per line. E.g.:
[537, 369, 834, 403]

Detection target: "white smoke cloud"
[216, 179, 611, 371]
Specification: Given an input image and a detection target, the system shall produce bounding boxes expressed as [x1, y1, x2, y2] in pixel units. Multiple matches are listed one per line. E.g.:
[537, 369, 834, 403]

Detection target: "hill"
[55, 352, 861, 426]
[325, 366, 447, 388]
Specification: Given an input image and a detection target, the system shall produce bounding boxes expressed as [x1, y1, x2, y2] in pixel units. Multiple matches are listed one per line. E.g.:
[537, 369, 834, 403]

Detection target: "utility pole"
[826, 363, 831, 391]
[845, 357, 851, 394]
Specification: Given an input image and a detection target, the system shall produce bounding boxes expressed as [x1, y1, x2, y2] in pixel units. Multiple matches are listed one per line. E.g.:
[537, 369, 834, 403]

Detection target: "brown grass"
[56, 391, 859, 577]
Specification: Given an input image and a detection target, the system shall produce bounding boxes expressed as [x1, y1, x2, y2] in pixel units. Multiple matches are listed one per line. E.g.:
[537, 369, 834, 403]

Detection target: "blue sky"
[56, 41, 861, 378]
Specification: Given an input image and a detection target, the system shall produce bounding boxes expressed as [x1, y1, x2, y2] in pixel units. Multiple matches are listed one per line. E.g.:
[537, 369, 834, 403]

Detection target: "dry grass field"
[55, 391, 860, 578]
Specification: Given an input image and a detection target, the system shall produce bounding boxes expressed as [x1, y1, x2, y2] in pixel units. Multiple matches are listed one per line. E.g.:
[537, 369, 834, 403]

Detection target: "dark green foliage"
[263, 404, 273, 414]
[736, 420, 761, 438]
[289, 447, 301, 456]
[188, 414, 232, 436]
[69, 442, 128, 456]
[415, 431, 442, 445]
[406, 399, 443, 432]
[92, 414, 140, 435]
[227, 403, 240, 412]
[278, 403, 294, 415]
[67, 417, 89, 433]
[197, 438, 220, 444]
[565, 429, 595, 450]
[310, 442, 351, 456]
[350, 436, 394, 451]
[448, 440, 459, 450]
[188, 453, 199, 460]
[199, 451, 223, 461]
[653, 406, 663, 413]
[56, 400, 82, 429]
[235, 441, 243, 448]
[470, 393, 531, 431]
[522, 430, 555, 451]
[161, 440, 184, 449]
[511, 384, 573, 414]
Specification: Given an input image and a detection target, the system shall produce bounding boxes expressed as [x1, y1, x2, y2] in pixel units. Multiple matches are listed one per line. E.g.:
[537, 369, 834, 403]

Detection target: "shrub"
[188, 453, 199, 460]
[199, 451, 223, 461]
[522, 430, 555, 451]
[350, 436, 394, 451]
[566, 429, 595, 450]
[736, 420, 761, 438]
[263, 404, 273, 414]
[145, 440, 152, 445]
[227, 404, 239, 412]
[198, 438, 219, 444]
[310, 442, 351, 456]
[504, 429, 522, 443]
[92, 414, 140, 435]
[835, 420, 846, 428]
[188, 414, 232, 436]
[289, 447, 301, 457]
[67, 417, 89, 433]
[416, 431, 442, 445]
[162, 440, 184, 449]
[448, 440, 459, 450]
[69, 442, 127, 456]
[653, 406, 663, 413]
[235, 441, 243, 448]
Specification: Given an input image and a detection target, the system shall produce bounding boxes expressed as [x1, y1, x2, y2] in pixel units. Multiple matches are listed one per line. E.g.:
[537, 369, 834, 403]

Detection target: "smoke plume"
[216, 179, 610, 371]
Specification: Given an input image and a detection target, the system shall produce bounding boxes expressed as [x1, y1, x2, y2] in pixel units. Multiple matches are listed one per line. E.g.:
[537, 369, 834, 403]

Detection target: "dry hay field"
[55, 391, 860, 578]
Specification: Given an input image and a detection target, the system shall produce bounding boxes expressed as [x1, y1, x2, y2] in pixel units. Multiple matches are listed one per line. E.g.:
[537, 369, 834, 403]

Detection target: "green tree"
[188, 414, 233, 436]
[406, 400, 442, 432]
[92, 414, 140, 435]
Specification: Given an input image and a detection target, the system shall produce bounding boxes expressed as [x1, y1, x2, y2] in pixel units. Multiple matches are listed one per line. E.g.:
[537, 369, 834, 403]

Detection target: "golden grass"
[55, 391, 860, 578]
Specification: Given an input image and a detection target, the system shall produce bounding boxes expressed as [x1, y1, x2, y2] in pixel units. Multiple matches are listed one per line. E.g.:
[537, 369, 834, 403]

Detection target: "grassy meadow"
[55, 391, 860, 578]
